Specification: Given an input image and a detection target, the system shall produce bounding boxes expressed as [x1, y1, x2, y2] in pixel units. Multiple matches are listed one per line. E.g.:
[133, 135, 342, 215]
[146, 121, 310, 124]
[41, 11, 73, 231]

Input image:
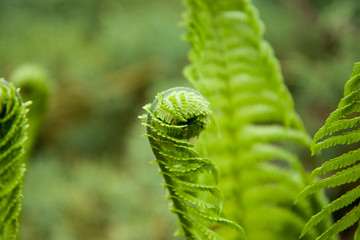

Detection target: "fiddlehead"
[140, 87, 244, 240]
[298, 62, 360, 240]
[0, 79, 29, 239]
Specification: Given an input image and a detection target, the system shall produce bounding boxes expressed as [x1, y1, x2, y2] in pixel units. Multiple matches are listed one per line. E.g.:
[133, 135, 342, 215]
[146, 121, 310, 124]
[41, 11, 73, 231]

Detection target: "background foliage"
[0, 0, 359, 239]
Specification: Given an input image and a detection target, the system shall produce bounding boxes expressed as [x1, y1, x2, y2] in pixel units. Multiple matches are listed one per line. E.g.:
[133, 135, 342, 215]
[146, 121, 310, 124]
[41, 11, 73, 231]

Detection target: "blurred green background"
[0, 0, 359, 239]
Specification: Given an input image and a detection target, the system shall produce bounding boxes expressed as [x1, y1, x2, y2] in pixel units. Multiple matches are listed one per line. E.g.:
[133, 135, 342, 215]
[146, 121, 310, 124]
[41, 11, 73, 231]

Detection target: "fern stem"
[157, 160, 196, 239]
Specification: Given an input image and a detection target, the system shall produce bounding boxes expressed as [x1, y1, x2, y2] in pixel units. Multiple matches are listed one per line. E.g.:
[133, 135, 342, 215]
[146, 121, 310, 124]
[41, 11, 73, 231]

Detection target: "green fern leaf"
[182, 0, 331, 239]
[0, 79, 29, 240]
[298, 164, 360, 200]
[316, 204, 360, 240]
[299, 62, 360, 239]
[301, 185, 360, 238]
[310, 148, 360, 179]
[141, 87, 244, 240]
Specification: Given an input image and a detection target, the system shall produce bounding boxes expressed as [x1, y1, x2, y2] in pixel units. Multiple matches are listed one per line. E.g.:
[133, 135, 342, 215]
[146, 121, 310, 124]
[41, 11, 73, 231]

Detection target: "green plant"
[182, 2, 318, 238]
[298, 62, 360, 240]
[141, 0, 359, 239]
[140, 87, 244, 239]
[0, 79, 29, 240]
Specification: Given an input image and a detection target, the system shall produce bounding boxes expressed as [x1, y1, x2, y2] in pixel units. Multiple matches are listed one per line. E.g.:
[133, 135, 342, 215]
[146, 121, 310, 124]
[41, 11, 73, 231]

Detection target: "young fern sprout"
[0, 79, 30, 239]
[140, 87, 244, 240]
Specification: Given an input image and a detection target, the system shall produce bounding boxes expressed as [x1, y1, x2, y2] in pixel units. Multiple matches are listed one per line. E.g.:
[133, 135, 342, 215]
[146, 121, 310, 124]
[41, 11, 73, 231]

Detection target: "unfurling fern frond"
[140, 87, 244, 240]
[183, 0, 330, 239]
[0, 79, 29, 240]
[298, 62, 360, 240]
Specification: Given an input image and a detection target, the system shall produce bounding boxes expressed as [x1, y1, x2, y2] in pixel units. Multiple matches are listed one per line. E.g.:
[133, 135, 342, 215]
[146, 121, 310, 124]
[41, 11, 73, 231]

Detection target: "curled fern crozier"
[141, 87, 244, 240]
[0, 79, 29, 239]
[297, 62, 360, 240]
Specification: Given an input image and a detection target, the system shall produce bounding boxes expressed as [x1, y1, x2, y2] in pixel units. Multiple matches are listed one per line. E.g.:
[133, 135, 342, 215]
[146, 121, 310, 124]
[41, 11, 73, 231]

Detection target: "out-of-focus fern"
[140, 87, 244, 240]
[298, 62, 360, 240]
[10, 64, 50, 160]
[0, 79, 29, 239]
[183, 0, 333, 239]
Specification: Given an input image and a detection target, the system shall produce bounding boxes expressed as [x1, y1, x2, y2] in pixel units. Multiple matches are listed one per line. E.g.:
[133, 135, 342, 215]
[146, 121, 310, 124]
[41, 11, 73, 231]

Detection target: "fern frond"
[298, 163, 360, 201]
[310, 148, 360, 179]
[141, 87, 244, 240]
[183, 0, 329, 239]
[299, 62, 360, 239]
[0, 79, 29, 240]
[316, 204, 360, 240]
[245, 205, 318, 240]
[301, 185, 360, 238]
[240, 125, 311, 146]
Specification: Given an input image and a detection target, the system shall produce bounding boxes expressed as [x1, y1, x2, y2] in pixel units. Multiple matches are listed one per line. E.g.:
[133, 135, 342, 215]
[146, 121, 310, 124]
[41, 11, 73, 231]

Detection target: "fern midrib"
[160, 164, 195, 238]
[207, 3, 237, 135]
[202, 0, 300, 222]
[150, 138, 196, 239]
[204, 4, 253, 223]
